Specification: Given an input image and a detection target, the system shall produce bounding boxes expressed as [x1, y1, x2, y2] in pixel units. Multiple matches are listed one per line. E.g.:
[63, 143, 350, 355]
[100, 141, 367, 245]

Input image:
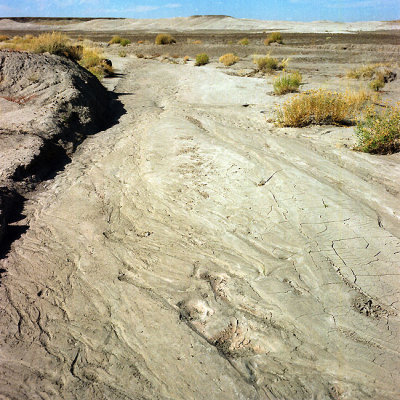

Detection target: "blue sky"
[0, 0, 399, 21]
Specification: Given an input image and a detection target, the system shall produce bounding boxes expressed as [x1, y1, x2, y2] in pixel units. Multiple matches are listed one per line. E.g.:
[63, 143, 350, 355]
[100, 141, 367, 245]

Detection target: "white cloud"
[165, 3, 181, 8]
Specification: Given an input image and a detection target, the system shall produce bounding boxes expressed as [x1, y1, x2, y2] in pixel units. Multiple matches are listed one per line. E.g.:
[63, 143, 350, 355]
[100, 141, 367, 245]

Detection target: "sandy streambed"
[1, 58, 399, 400]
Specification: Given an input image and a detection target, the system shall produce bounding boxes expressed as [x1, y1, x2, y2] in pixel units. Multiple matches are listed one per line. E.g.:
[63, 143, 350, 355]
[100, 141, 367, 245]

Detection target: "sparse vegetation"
[264, 32, 283, 46]
[254, 54, 289, 72]
[0, 35, 9, 42]
[273, 72, 302, 95]
[1, 32, 83, 60]
[346, 63, 395, 92]
[108, 36, 131, 46]
[276, 89, 370, 127]
[136, 53, 144, 58]
[369, 78, 385, 91]
[155, 33, 176, 45]
[356, 103, 400, 154]
[195, 53, 209, 66]
[346, 63, 390, 79]
[119, 50, 127, 57]
[79, 48, 113, 79]
[219, 53, 239, 66]
[238, 38, 249, 45]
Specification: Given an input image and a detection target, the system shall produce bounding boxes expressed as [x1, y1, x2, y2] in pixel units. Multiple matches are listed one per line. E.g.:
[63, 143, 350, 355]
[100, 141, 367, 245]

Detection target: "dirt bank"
[0, 50, 114, 251]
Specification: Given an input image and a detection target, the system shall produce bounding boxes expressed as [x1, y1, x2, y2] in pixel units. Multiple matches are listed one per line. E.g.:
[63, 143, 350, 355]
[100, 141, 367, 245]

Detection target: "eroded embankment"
[0, 50, 118, 254]
[0, 57, 399, 400]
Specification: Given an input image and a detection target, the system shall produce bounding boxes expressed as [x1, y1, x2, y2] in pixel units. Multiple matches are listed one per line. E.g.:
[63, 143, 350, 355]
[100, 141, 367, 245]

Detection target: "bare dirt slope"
[1, 55, 400, 399]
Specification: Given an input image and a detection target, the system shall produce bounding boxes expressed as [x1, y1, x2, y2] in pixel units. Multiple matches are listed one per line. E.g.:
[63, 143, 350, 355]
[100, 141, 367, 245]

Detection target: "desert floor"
[1, 23, 400, 400]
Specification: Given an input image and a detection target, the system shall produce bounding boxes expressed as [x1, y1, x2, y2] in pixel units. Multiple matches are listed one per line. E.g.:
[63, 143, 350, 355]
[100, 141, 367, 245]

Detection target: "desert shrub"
[264, 32, 283, 45]
[2, 32, 82, 60]
[219, 53, 239, 66]
[276, 89, 370, 127]
[120, 38, 131, 47]
[346, 63, 389, 79]
[109, 36, 130, 46]
[155, 33, 176, 45]
[355, 103, 400, 154]
[369, 77, 385, 91]
[119, 50, 127, 57]
[109, 35, 122, 44]
[30, 32, 71, 56]
[238, 38, 249, 45]
[255, 54, 279, 72]
[79, 48, 113, 79]
[183, 55, 190, 63]
[0, 35, 9, 42]
[273, 72, 302, 95]
[195, 53, 209, 66]
[136, 53, 144, 58]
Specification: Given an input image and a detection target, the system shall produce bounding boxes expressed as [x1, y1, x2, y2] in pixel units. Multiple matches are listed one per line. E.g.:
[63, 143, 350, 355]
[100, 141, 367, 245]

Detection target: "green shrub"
[195, 53, 209, 66]
[120, 38, 131, 47]
[109, 35, 122, 44]
[276, 89, 370, 127]
[273, 72, 302, 95]
[264, 32, 283, 45]
[238, 38, 249, 45]
[355, 103, 400, 154]
[155, 33, 176, 45]
[369, 78, 385, 91]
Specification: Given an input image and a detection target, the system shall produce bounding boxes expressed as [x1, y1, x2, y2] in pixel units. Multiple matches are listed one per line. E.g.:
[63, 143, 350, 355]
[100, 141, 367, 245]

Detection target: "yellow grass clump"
[219, 53, 240, 66]
[264, 32, 283, 45]
[155, 33, 176, 45]
[276, 89, 370, 127]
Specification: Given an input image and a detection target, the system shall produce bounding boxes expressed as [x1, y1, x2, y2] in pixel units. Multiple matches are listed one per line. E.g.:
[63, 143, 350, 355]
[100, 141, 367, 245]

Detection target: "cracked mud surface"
[1, 41, 400, 399]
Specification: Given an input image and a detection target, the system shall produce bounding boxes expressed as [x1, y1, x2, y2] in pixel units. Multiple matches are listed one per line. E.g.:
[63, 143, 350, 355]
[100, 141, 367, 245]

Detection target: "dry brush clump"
[264, 32, 283, 46]
[219, 53, 239, 66]
[254, 54, 289, 73]
[356, 103, 400, 154]
[155, 33, 176, 45]
[2, 32, 82, 59]
[347, 63, 396, 92]
[276, 89, 370, 127]
[195, 53, 209, 66]
[0, 33, 113, 80]
[273, 72, 302, 95]
[238, 38, 249, 45]
[108, 36, 131, 46]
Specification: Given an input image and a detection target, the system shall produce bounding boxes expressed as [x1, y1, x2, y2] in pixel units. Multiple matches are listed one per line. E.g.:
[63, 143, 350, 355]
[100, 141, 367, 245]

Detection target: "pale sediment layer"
[0, 50, 399, 399]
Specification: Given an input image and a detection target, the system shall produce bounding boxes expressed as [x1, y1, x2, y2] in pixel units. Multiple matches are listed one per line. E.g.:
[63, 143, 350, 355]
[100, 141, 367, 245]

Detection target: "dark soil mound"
[0, 50, 111, 248]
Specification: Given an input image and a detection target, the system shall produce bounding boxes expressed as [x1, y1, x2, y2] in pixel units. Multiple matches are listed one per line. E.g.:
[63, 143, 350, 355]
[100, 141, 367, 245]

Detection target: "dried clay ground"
[1, 20, 400, 400]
